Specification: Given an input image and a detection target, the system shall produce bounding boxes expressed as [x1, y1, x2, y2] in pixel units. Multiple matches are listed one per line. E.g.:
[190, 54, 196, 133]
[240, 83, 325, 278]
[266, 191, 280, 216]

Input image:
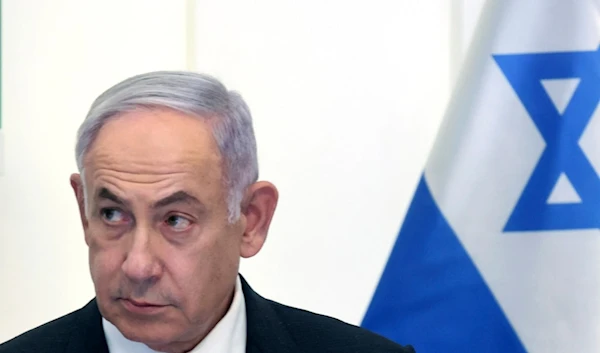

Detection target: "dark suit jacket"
[0, 277, 415, 353]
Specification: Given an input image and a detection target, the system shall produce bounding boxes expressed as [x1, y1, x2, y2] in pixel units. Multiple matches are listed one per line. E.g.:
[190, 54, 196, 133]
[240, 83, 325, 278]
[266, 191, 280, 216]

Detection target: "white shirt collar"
[103, 276, 247, 353]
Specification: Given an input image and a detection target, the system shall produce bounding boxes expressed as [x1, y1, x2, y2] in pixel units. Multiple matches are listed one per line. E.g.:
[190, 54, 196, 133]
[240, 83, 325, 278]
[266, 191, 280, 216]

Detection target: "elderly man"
[0, 72, 414, 353]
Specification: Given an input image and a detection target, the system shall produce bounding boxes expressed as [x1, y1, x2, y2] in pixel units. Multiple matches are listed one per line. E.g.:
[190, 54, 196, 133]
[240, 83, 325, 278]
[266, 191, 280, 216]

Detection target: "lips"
[125, 298, 163, 307]
[120, 298, 168, 314]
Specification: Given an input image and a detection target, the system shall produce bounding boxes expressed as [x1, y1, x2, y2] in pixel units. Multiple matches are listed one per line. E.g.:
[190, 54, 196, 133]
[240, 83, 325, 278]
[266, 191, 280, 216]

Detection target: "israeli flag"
[362, 1, 600, 352]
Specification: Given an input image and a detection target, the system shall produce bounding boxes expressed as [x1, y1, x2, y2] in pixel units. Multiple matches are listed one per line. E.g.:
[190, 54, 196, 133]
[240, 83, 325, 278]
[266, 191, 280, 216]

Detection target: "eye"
[100, 208, 127, 224]
[165, 215, 192, 231]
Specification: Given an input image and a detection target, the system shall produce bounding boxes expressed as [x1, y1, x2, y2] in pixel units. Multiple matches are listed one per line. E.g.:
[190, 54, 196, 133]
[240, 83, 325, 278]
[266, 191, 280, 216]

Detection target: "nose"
[121, 226, 162, 284]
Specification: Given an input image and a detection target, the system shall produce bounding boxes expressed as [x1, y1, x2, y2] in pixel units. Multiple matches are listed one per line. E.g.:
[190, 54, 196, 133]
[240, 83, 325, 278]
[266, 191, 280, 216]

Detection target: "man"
[0, 71, 415, 353]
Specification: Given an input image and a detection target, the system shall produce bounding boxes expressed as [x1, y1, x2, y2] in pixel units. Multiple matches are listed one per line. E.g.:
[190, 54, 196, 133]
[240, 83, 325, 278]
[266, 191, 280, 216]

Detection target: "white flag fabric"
[363, 0, 600, 352]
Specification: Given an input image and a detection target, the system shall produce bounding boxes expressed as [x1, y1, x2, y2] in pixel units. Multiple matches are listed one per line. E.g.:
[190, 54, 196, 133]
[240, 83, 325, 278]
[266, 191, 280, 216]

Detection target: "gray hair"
[75, 71, 259, 222]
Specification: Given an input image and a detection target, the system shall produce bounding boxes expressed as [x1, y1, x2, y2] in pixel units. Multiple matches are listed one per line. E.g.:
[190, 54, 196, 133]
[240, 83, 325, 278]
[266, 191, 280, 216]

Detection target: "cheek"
[170, 230, 241, 306]
[87, 229, 123, 292]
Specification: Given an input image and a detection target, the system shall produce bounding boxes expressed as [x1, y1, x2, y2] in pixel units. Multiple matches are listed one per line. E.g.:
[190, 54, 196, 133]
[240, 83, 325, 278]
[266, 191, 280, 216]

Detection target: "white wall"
[0, 0, 188, 342]
[192, 0, 451, 325]
[0, 0, 479, 343]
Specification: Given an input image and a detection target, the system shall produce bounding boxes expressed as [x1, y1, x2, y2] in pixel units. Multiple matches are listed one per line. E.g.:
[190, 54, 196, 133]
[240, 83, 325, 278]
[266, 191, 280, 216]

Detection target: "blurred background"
[0, 0, 485, 342]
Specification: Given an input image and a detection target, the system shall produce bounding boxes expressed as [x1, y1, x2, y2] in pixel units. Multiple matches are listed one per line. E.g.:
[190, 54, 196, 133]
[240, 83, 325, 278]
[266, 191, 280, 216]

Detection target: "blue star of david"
[493, 46, 600, 232]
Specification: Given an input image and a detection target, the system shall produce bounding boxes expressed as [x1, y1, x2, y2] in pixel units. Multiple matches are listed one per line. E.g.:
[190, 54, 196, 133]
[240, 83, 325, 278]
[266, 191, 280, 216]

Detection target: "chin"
[100, 304, 178, 346]
[115, 318, 178, 347]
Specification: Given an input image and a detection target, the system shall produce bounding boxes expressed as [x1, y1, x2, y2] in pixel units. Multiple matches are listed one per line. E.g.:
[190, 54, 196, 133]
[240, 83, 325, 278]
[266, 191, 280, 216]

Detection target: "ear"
[239, 181, 279, 258]
[70, 173, 90, 240]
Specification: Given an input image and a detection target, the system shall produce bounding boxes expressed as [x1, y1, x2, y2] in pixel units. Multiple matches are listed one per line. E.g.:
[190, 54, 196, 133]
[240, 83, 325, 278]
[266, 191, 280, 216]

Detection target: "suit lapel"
[241, 276, 303, 353]
[65, 299, 109, 353]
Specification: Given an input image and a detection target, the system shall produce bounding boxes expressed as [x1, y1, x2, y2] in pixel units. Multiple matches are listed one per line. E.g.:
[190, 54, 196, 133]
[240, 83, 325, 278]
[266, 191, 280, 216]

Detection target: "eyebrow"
[98, 187, 126, 206]
[97, 188, 202, 209]
[152, 191, 203, 209]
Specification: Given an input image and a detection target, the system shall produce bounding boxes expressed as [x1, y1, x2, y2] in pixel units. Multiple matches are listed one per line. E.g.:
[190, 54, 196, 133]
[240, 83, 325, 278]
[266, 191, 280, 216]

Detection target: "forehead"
[83, 108, 223, 194]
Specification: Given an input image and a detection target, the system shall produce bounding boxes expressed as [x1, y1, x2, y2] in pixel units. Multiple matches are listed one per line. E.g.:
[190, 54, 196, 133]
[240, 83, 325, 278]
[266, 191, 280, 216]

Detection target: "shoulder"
[0, 305, 85, 353]
[240, 275, 415, 352]
[267, 298, 415, 353]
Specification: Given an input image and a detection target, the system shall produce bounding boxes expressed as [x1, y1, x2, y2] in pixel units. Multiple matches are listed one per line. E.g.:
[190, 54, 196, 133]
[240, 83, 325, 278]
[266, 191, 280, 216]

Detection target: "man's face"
[73, 109, 246, 352]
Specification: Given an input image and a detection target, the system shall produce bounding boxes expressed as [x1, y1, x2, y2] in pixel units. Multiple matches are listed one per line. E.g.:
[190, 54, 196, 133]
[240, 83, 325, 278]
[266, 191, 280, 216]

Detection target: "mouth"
[120, 298, 169, 315]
